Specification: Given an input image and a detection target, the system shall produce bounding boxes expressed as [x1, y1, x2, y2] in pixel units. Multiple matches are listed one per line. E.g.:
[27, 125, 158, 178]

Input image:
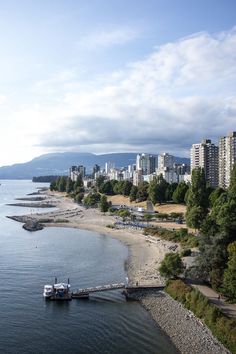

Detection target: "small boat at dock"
[43, 285, 53, 298]
[43, 278, 72, 301]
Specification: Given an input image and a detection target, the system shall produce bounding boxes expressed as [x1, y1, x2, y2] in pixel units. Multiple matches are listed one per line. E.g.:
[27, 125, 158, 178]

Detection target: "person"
[218, 294, 221, 300]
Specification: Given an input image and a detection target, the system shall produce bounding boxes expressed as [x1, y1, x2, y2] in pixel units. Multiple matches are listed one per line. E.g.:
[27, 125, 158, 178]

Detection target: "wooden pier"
[72, 282, 125, 298]
[71, 283, 165, 299]
[45, 277, 165, 301]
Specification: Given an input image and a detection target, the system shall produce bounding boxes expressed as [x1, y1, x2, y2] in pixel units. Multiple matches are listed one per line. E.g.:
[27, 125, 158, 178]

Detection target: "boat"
[43, 278, 72, 301]
[43, 285, 53, 298]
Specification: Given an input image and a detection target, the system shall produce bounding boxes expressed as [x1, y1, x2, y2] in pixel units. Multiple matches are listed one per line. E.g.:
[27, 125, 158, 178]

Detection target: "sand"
[29, 191, 180, 286]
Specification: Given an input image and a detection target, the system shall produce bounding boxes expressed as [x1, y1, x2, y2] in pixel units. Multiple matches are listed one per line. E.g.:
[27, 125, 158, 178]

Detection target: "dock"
[72, 282, 126, 298]
[71, 283, 165, 299]
[44, 278, 165, 301]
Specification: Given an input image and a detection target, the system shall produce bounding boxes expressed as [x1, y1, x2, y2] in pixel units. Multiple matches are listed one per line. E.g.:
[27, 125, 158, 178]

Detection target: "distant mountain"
[0, 152, 190, 179]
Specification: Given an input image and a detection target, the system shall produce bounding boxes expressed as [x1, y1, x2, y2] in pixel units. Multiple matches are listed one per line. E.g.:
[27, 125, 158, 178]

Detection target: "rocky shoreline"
[7, 202, 56, 208]
[132, 290, 230, 354]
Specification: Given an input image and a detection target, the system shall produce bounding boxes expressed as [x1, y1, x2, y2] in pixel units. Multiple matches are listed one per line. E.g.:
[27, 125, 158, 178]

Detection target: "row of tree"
[50, 175, 85, 203]
[97, 175, 190, 205]
[184, 166, 236, 300]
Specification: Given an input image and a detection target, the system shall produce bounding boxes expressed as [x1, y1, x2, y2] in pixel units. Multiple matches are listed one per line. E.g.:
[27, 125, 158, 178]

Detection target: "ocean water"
[0, 180, 178, 354]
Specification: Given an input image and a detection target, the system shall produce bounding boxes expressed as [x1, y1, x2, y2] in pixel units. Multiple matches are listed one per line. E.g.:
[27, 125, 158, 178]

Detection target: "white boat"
[43, 278, 71, 300]
[43, 285, 53, 298]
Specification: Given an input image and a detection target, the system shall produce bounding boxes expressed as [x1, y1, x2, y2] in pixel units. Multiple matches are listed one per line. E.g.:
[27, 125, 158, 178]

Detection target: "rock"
[22, 219, 44, 231]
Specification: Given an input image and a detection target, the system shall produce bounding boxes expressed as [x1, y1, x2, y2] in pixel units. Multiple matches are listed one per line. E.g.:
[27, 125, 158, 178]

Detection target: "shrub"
[166, 280, 236, 353]
[144, 227, 199, 247]
[159, 253, 184, 279]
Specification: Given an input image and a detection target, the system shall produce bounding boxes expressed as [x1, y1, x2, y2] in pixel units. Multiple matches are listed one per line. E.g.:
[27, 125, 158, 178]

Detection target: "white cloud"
[77, 27, 140, 49]
[1, 27, 236, 165]
[0, 95, 7, 104]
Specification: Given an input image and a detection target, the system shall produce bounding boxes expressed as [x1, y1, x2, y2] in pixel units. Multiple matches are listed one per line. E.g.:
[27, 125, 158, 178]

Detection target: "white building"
[156, 168, 178, 184]
[156, 153, 178, 183]
[133, 169, 143, 186]
[105, 162, 115, 174]
[219, 132, 236, 189]
[190, 139, 219, 188]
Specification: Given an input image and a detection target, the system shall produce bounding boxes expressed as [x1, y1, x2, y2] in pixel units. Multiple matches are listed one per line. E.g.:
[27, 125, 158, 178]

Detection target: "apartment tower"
[190, 139, 219, 188]
[136, 154, 157, 175]
[219, 131, 236, 189]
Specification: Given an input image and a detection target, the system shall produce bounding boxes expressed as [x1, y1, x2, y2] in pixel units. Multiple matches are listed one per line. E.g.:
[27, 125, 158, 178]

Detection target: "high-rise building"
[69, 165, 86, 181]
[92, 164, 100, 178]
[158, 153, 174, 170]
[156, 153, 177, 184]
[219, 131, 236, 189]
[190, 139, 219, 188]
[136, 154, 157, 175]
[105, 162, 114, 174]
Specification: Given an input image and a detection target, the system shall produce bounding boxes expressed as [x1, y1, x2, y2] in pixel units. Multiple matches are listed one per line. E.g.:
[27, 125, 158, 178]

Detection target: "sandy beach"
[20, 191, 178, 286]
[9, 191, 230, 354]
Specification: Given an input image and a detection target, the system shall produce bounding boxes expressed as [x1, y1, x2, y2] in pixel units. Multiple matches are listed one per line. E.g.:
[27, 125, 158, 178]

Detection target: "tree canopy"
[159, 253, 184, 279]
[186, 168, 208, 229]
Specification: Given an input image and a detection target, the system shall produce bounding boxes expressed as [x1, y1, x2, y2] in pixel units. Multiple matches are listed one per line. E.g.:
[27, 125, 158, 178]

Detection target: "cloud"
[29, 27, 236, 156]
[0, 95, 7, 104]
[77, 27, 140, 49]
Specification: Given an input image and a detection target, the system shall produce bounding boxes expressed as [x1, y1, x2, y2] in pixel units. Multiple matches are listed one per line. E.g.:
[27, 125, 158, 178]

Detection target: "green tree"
[172, 181, 189, 204]
[50, 180, 57, 191]
[99, 194, 110, 212]
[74, 175, 83, 192]
[95, 176, 106, 190]
[184, 187, 190, 204]
[129, 185, 138, 202]
[136, 181, 149, 202]
[186, 205, 206, 230]
[165, 182, 178, 201]
[74, 192, 84, 203]
[58, 176, 67, 192]
[113, 181, 123, 195]
[83, 192, 101, 207]
[186, 168, 208, 229]
[148, 175, 169, 205]
[66, 177, 74, 194]
[122, 180, 133, 196]
[194, 165, 236, 289]
[223, 242, 236, 300]
[159, 253, 184, 279]
[99, 180, 114, 195]
[209, 187, 225, 207]
[118, 209, 131, 221]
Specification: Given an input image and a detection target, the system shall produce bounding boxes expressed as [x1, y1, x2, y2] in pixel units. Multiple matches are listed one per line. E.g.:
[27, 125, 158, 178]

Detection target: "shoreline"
[8, 191, 230, 354]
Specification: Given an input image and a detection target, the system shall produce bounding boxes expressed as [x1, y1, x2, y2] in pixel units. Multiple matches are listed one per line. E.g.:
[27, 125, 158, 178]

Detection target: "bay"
[0, 180, 178, 354]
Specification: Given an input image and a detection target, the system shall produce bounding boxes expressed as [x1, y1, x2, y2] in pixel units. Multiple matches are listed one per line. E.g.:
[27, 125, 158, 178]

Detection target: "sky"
[0, 0, 235, 166]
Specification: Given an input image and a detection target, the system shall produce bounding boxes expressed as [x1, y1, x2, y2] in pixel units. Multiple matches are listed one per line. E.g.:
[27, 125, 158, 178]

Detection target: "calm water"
[0, 180, 178, 354]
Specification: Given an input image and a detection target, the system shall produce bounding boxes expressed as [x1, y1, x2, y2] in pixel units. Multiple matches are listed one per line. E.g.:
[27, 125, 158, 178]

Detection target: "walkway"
[190, 282, 236, 320]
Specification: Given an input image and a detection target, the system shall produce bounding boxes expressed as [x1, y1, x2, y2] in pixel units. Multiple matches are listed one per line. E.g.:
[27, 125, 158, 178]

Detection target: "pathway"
[190, 282, 236, 320]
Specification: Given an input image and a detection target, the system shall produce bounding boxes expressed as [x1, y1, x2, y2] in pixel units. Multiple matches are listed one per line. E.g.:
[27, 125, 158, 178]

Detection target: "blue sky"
[0, 0, 235, 166]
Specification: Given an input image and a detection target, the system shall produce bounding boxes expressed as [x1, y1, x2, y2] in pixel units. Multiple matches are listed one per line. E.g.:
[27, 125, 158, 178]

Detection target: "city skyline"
[0, 0, 235, 167]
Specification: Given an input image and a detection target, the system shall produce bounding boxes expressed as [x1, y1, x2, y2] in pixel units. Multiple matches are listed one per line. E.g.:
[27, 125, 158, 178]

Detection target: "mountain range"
[0, 152, 190, 179]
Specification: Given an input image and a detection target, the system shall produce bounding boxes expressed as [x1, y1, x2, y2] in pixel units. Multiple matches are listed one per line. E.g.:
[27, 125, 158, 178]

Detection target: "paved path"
[191, 283, 236, 320]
